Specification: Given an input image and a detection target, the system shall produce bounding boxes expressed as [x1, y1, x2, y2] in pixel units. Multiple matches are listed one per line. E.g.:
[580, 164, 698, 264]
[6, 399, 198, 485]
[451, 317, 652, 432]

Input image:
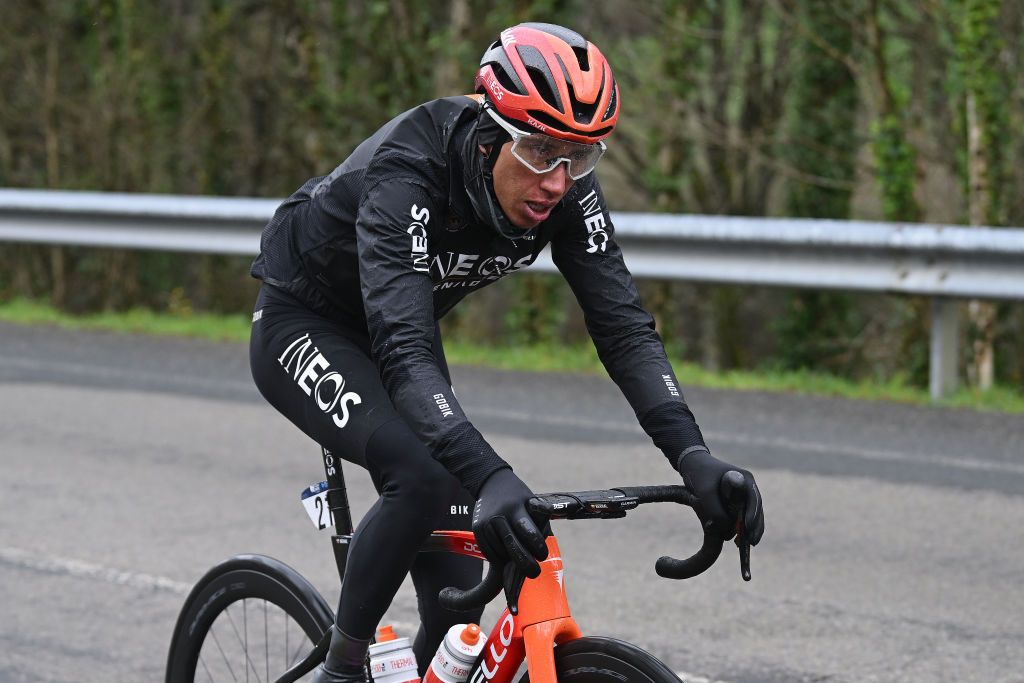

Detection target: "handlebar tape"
[438, 561, 503, 612]
[654, 531, 725, 579]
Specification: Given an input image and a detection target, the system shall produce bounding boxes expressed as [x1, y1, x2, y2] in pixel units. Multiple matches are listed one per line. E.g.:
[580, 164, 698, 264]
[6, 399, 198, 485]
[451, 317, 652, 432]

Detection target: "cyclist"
[249, 22, 765, 683]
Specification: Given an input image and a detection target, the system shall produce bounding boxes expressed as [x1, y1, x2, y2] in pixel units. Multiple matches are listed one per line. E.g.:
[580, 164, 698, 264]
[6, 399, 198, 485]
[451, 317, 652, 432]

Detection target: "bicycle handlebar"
[439, 474, 752, 614]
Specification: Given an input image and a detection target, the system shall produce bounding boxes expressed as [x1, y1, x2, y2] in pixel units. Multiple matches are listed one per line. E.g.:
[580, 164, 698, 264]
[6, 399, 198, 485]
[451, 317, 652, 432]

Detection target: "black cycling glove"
[676, 449, 765, 544]
[472, 468, 548, 577]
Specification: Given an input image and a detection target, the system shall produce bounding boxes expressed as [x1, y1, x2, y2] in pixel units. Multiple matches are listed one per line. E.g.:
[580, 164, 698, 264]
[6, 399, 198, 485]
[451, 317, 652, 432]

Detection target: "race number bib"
[300, 481, 334, 531]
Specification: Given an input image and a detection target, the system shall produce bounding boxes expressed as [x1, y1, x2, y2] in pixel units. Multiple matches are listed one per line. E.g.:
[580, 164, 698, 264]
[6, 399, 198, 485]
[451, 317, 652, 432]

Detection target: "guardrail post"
[929, 297, 959, 400]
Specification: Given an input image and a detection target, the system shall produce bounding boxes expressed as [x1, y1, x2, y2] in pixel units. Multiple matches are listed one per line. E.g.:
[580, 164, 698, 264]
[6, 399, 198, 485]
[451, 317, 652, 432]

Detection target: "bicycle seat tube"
[322, 447, 354, 581]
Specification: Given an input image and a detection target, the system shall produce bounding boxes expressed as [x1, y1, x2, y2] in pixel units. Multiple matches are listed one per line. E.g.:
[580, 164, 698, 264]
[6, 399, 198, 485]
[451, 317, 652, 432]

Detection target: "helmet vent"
[572, 46, 590, 71]
[526, 66, 561, 111]
[494, 67, 520, 95]
[517, 44, 564, 111]
[556, 54, 599, 124]
[482, 43, 528, 96]
[602, 78, 618, 122]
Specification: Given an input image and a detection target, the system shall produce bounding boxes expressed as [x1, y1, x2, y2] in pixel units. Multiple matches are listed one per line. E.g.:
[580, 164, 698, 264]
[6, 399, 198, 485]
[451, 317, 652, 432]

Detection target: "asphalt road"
[1, 322, 1022, 682]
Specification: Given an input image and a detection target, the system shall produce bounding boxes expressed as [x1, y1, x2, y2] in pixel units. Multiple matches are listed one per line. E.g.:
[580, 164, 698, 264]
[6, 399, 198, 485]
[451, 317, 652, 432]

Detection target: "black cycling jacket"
[251, 96, 708, 495]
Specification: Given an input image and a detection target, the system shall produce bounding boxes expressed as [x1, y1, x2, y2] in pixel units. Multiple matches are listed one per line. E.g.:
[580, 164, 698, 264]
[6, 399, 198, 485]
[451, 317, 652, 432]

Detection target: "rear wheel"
[518, 637, 681, 683]
[166, 554, 333, 683]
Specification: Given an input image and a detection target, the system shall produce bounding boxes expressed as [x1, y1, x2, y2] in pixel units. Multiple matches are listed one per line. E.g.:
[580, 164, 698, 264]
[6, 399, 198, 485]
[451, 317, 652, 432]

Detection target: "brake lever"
[736, 533, 751, 581]
[502, 563, 527, 615]
[721, 470, 752, 582]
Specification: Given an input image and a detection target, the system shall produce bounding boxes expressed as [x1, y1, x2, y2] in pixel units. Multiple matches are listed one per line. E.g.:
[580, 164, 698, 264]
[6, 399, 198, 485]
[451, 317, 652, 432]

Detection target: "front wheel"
[517, 636, 681, 683]
[166, 554, 334, 683]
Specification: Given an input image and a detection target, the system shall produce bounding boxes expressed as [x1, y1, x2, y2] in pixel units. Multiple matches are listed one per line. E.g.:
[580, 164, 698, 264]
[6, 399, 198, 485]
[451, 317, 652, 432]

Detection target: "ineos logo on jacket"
[430, 253, 535, 291]
[578, 189, 609, 254]
[408, 204, 431, 272]
[278, 333, 362, 429]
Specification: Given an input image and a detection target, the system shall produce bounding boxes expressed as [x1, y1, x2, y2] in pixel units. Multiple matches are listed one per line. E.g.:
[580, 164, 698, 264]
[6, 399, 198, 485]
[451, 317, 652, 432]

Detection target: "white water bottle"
[368, 625, 420, 683]
[421, 623, 485, 683]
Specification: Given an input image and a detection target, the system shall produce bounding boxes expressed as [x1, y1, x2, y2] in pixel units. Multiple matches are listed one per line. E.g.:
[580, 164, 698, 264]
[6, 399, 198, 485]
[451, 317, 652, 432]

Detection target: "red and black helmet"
[475, 23, 619, 144]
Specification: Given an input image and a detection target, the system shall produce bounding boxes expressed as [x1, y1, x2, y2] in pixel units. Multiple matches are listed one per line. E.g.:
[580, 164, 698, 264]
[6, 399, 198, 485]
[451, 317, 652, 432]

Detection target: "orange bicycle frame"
[427, 532, 582, 683]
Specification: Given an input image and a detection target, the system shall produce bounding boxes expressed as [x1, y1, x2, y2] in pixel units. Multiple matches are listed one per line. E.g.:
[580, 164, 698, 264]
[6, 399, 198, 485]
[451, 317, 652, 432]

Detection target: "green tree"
[777, 2, 863, 375]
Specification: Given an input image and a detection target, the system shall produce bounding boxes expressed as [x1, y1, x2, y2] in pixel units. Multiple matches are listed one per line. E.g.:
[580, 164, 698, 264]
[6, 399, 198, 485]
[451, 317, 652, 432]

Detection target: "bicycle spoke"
[289, 633, 308, 670]
[243, 600, 265, 683]
[199, 653, 216, 683]
[208, 619, 239, 682]
[224, 602, 265, 683]
[264, 599, 270, 683]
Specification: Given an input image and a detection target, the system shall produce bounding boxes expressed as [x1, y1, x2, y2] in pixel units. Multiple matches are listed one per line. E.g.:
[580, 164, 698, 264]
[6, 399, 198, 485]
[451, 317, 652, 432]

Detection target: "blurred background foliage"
[1, 0, 1022, 390]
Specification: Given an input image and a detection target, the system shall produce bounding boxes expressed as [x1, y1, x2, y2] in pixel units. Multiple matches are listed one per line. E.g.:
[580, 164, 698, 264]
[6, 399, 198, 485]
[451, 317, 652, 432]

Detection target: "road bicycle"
[165, 447, 752, 683]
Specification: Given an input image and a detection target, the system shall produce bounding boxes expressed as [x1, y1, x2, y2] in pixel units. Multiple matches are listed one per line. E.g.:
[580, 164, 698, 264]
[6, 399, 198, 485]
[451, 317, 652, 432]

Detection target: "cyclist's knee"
[366, 419, 459, 511]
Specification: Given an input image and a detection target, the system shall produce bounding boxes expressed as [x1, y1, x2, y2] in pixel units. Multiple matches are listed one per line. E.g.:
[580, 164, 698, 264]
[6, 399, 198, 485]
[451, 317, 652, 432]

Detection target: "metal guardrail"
[3, 188, 1023, 399]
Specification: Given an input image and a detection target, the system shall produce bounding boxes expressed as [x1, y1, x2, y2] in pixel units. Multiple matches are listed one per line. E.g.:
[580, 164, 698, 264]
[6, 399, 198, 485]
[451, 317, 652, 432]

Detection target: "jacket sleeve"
[551, 179, 710, 467]
[357, 178, 509, 495]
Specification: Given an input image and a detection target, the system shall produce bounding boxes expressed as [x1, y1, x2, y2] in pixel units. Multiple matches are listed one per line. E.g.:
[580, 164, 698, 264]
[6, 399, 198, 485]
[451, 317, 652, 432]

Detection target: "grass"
[0, 297, 253, 342]
[2, 297, 1022, 414]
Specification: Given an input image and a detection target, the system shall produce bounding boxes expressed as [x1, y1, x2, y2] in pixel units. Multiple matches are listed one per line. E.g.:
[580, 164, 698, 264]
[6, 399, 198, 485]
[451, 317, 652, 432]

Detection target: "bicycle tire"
[166, 554, 334, 683]
[514, 636, 681, 683]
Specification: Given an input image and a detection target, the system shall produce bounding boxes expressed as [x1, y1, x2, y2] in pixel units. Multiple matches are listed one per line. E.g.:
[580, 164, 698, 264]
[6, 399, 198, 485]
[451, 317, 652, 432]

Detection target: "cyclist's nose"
[538, 161, 573, 196]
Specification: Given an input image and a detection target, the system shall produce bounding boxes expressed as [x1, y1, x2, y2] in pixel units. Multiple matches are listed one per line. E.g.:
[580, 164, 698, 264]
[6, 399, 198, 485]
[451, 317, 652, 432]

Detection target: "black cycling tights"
[355, 422, 484, 660]
[249, 284, 482, 666]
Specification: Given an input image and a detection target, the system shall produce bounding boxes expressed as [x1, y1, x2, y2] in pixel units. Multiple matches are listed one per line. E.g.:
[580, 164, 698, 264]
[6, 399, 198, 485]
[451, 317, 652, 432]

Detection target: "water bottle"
[368, 625, 420, 683]
[421, 624, 485, 683]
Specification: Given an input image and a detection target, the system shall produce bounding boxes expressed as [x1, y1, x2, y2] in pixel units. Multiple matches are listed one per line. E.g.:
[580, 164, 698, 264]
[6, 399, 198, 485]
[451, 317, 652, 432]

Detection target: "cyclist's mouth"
[524, 201, 554, 222]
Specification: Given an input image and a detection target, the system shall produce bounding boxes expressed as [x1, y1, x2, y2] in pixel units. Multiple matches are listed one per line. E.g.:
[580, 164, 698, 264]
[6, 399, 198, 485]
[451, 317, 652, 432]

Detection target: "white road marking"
[0, 545, 193, 596]
[675, 674, 730, 683]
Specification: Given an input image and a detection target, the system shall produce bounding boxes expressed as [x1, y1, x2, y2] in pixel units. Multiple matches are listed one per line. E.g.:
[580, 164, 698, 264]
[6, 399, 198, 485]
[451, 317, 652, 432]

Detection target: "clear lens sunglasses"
[486, 107, 606, 180]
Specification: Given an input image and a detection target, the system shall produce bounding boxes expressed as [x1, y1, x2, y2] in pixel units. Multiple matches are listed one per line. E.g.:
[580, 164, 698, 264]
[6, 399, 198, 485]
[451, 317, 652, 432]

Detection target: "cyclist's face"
[491, 141, 575, 229]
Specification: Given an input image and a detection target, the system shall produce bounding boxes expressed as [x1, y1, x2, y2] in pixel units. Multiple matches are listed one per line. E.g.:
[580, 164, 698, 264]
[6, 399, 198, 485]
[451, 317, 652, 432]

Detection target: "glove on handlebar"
[472, 468, 549, 578]
[676, 449, 765, 544]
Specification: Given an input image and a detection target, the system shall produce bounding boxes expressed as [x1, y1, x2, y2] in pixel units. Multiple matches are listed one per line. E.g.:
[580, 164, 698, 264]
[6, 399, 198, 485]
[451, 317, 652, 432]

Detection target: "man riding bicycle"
[249, 23, 765, 683]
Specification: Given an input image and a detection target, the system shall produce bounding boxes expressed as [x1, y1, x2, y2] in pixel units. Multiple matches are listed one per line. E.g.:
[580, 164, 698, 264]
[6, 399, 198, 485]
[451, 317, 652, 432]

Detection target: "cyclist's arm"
[357, 178, 509, 495]
[550, 178, 710, 468]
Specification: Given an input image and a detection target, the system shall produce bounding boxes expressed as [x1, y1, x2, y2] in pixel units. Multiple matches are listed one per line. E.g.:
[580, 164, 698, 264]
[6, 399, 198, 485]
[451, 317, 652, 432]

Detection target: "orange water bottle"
[368, 625, 420, 683]
[421, 624, 485, 683]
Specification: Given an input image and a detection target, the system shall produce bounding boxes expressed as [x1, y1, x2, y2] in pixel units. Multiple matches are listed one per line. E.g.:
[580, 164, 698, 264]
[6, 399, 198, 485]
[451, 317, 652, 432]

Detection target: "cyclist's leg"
[409, 486, 483, 671]
[250, 285, 472, 672]
[339, 418, 462, 626]
[249, 285, 389, 469]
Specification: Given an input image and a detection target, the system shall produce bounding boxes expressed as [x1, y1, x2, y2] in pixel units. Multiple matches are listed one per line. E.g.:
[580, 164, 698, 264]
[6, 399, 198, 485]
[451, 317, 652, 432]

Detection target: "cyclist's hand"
[676, 450, 765, 544]
[472, 468, 548, 578]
